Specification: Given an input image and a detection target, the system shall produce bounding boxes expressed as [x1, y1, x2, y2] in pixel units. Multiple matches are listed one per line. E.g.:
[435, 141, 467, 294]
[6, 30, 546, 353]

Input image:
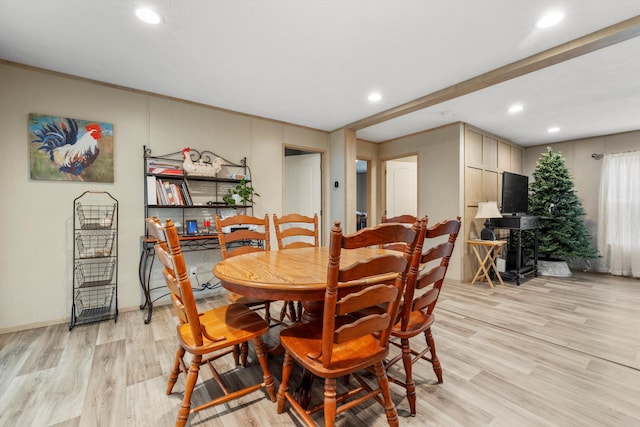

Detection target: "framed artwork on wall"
[29, 113, 114, 182]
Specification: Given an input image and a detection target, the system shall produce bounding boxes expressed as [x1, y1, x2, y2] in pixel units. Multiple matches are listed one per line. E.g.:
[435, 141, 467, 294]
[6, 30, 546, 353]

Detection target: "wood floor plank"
[79, 339, 126, 427]
[31, 322, 98, 425]
[125, 310, 163, 387]
[0, 328, 42, 401]
[17, 324, 69, 375]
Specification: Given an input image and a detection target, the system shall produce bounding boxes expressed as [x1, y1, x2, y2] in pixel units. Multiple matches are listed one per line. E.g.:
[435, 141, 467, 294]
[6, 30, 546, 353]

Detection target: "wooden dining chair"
[276, 220, 424, 427]
[385, 216, 461, 416]
[214, 214, 274, 324]
[146, 217, 276, 427]
[273, 213, 319, 249]
[272, 212, 319, 322]
[381, 214, 418, 224]
[380, 214, 419, 251]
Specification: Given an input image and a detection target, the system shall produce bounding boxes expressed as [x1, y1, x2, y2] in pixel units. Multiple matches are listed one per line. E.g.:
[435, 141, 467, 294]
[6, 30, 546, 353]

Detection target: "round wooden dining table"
[212, 245, 398, 322]
[213, 245, 402, 407]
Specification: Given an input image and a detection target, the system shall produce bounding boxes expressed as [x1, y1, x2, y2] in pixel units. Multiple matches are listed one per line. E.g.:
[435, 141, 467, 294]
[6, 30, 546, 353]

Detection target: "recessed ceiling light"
[508, 104, 524, 114]
[136, 7, 163, 24]
[547, 127, 560, 133]
[368, 92, 382, 102]
[536, 11, 564, 29]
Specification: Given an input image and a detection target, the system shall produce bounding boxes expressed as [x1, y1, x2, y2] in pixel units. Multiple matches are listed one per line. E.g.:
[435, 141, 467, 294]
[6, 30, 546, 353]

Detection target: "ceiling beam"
[344, 15, 640, 132]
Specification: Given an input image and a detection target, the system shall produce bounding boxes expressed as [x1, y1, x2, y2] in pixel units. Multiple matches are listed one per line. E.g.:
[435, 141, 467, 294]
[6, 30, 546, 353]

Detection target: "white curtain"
[597, 151, 640, 278]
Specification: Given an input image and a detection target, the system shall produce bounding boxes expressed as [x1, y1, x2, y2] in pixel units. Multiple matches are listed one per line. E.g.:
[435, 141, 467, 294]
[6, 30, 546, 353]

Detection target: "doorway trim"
[283, 145, 325, 245]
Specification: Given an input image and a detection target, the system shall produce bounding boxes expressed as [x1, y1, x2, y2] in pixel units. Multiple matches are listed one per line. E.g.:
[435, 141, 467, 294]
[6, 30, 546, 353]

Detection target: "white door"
[385, 156, 417, 218]
[284, 152, 322, 243]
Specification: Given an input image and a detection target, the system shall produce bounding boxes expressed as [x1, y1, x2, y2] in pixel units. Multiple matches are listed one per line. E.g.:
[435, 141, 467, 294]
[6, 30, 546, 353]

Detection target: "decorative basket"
[76, 203, 116, 229]
[75, 260, 116, 288]
[75, 230, 116, 258]
[75, 286, 115, 318]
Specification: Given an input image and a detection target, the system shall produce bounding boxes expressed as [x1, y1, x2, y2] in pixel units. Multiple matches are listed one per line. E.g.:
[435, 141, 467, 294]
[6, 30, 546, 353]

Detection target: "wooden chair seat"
[390, 310, 434, 339]
[279, 317, 389, 377]
[176, 302, 269, 351]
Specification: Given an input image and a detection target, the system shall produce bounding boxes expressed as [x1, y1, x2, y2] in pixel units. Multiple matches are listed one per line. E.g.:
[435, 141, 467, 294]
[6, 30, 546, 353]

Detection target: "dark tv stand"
[489, 215, 539, 285]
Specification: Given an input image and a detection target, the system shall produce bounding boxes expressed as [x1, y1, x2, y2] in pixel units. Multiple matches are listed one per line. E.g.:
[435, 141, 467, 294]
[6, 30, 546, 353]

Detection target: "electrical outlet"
[189, 267, 197, 277]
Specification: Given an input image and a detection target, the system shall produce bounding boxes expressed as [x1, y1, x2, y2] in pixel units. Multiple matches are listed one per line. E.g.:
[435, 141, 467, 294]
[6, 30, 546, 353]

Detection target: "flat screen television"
[501, 172, 529, 215]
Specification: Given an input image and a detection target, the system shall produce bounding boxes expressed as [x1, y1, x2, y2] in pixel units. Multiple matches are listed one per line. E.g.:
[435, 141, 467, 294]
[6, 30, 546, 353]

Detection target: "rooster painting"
[30, 114, 114, 182]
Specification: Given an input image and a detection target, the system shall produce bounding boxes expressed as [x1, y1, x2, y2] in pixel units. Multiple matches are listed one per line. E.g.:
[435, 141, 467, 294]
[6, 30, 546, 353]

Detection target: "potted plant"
[222, 178, 259, 206]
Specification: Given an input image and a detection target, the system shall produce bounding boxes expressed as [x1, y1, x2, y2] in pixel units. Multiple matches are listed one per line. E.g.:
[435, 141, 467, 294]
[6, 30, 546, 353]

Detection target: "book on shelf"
[146, 176, 158, 205]
[180, 182, 193, 205]
[148, 161, 183, 176]
[153, 178, 193, 206]
[163, 181, 177, 205]
[156, 183, 166, 205]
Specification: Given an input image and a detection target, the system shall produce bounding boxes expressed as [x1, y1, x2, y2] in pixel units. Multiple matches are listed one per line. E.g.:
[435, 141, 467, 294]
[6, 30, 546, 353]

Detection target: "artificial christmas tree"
[527, 147, 597, 270]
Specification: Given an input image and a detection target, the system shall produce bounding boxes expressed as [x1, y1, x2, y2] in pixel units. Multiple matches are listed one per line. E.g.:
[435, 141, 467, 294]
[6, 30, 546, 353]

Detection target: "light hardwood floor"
[1, 271, 639, 426]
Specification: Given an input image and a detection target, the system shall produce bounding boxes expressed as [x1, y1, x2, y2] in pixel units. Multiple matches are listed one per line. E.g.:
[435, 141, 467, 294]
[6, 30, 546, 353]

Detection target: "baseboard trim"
[0, 304, 142, 335]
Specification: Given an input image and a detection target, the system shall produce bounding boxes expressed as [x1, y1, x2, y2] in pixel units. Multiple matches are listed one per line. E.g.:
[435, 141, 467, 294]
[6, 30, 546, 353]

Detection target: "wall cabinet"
[70, 191, 118, 330]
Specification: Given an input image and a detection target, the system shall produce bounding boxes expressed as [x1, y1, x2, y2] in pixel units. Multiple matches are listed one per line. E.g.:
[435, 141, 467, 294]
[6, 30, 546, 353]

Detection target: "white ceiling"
[2, 1, 640, 147]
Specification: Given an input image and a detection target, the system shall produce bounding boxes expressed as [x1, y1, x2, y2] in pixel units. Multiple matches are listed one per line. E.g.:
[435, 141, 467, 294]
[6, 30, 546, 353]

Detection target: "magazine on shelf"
[148, 161, 183, 176]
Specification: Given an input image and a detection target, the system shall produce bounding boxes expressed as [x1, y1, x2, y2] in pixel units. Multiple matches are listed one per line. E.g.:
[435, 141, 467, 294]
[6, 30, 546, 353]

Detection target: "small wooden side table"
[467, 239, 507, 288]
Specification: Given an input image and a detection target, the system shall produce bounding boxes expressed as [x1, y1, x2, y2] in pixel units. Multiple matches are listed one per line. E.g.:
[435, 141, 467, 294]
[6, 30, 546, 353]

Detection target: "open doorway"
[356, 159, 369, 229]
[384, 155, 418, 218]
[284, 148, 323, 243]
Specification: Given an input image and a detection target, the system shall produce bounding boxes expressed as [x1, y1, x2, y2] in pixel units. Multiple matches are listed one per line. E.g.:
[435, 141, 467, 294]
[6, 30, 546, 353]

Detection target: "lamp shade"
[475, 201, 502, 219]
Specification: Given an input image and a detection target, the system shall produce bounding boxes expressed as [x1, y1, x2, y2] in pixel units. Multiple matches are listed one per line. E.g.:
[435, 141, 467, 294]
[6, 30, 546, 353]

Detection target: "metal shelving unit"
[70, 191, 118, 330]
[139, 146, 254, 323]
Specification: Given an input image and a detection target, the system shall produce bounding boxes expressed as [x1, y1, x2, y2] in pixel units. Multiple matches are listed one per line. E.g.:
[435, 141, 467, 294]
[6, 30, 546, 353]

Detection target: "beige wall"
[523, 130, 640, 271]
[0, 63, 328, 332]
[375, 123, 464, 282]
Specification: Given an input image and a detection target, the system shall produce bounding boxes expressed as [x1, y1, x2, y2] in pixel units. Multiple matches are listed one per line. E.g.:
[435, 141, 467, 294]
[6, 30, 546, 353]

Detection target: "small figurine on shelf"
[182, 147, 224, 177]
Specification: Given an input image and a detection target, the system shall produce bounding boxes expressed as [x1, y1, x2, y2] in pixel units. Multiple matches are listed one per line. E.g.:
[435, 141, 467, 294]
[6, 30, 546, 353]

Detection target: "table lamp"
[476, 201, 502, 240]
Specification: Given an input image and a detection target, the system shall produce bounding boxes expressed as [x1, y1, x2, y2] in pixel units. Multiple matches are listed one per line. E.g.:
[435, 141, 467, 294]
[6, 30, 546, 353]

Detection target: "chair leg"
[278, 301, 297, 324]
[264, 301, 272, 324]
[400, 337, 417, 416]
[323, 377, 337, 427]
[166, 345, 186, 395]
[288, 301, 297, 322]
[277, 352, 293, 414]
[373, 360, 399, 427]
[240, 342, 249, 367]
[233, 344, 240, 366]
[253, 336, 276, 401]
[425, 328, 443, 383]
[176, 354, 201, 427]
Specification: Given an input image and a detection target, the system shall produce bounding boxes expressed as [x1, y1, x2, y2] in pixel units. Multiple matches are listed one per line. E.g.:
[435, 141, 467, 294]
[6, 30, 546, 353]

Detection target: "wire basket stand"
[70, 191, 118, 330]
